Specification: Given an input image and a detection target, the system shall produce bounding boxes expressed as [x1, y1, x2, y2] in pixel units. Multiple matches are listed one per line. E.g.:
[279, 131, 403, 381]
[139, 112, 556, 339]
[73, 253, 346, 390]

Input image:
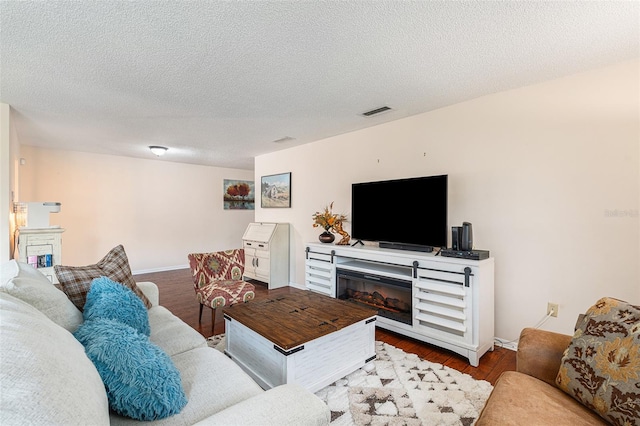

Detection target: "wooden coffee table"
[223, 288, 377, 393]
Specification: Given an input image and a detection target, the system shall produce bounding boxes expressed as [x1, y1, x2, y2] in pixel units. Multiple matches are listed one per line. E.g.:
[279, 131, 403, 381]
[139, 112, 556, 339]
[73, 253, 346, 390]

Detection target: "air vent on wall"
[362, 106, 392, 117]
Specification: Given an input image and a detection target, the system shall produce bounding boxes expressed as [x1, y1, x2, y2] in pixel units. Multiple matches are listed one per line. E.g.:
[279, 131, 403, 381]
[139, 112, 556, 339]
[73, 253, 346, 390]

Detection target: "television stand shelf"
[338, 260, 412, 280]
[304, 242, 494, 366]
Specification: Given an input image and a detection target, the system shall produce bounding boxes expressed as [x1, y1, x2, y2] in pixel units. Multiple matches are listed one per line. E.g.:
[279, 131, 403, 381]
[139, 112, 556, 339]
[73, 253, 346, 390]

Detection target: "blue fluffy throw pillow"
[83, 276, 150, 336]
[74, 318, 187, 420]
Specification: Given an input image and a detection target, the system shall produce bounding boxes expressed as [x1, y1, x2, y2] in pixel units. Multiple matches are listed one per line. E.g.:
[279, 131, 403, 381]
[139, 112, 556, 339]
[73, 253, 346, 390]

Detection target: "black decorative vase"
[319, 230, 335, 243]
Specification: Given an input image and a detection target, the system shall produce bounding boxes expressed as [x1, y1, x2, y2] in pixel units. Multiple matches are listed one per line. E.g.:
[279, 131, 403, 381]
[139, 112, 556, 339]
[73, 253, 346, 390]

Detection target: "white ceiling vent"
[272, 136, 296, 144]
[362, 106, 392, 117]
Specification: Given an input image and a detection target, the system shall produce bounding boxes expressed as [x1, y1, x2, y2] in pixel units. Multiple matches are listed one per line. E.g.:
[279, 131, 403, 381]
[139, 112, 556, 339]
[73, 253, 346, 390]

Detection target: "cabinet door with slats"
[413, 267, 473, 346]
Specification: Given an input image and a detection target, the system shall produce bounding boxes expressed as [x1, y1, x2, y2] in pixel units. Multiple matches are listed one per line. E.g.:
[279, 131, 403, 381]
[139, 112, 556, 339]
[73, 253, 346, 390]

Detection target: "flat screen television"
[351, 175, 448, 252]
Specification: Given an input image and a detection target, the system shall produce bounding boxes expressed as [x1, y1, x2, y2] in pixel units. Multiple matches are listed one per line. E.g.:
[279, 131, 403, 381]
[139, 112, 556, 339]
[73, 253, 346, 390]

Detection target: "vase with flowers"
[312, 202, 347, 244]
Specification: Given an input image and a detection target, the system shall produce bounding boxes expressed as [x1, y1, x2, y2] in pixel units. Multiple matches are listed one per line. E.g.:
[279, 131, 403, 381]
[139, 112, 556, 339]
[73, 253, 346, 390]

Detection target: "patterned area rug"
[207, 335, 492, 426]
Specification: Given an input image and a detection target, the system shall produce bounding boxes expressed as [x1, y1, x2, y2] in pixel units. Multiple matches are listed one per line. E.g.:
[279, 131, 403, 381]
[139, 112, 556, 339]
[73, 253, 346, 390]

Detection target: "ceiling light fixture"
[149, 146, 168, 156]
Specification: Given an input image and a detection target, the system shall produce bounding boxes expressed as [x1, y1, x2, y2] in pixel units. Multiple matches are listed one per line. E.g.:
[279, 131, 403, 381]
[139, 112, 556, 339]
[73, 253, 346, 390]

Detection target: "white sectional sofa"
[0, 260, 330, 425]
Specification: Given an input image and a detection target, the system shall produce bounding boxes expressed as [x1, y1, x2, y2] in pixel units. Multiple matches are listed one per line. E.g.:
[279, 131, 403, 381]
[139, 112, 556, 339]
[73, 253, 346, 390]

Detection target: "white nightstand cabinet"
[242, 223, 290, 289]
[15, 228, 65, 283]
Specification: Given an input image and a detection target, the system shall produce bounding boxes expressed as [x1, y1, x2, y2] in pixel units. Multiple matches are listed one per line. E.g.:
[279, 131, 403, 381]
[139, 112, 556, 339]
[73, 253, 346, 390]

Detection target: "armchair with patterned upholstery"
[187, 249, 255, 329]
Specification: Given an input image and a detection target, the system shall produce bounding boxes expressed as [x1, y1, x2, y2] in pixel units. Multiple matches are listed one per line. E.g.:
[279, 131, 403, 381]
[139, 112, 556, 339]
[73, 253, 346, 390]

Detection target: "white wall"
[18, 147, 254, 273]
[0, 104, 11, 261]
[255, 59, 640, 342]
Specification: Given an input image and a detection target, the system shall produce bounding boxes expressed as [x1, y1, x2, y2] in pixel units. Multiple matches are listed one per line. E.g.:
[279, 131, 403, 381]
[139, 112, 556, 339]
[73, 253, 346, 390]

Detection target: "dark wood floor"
[134, 268, 515, 385]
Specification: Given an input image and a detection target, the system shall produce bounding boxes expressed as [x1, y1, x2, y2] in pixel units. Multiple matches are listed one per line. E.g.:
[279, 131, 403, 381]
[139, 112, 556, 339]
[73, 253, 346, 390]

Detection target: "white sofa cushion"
[148, 305, 207, 356]
[0, 292, 109, 425]
[0, 260, 83, 332]
[110, 346, 263, 425]
[137, 281, 160, 307]
[195, 384, 331, 426]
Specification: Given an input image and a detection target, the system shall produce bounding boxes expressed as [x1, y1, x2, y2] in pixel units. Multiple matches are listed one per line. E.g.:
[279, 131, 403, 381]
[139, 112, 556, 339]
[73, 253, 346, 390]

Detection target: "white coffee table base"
[224, 315, 376, 393]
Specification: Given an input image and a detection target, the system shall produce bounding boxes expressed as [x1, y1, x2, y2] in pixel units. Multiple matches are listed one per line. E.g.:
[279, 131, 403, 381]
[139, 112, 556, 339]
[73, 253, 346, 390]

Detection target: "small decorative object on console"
[461, 222, 473, 250]
[318, 231, 335, 243]
[332, 220, 350, 245]
[451, 226, 462, 250]
[312, 202, 347, 244]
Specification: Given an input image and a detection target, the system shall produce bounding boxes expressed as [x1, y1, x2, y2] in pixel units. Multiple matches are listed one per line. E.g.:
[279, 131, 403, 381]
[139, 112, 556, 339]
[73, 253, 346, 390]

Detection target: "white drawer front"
[414, 269, 473, 345]
[306, 249, 332, 263]
[305, 259, 334, 296]
[244, 240, 269, 252]
[26, 244, 53, 256]
[24, 235, 56, 245]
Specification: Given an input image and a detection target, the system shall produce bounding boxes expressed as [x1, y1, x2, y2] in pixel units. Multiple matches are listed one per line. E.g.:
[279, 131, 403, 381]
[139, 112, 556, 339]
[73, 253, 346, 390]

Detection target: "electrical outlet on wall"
[547, 302, 559, 317]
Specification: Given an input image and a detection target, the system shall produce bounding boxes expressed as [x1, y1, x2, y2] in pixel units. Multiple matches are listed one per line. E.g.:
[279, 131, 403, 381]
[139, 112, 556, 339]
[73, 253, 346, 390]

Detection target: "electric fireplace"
[336, 268, 412, 326]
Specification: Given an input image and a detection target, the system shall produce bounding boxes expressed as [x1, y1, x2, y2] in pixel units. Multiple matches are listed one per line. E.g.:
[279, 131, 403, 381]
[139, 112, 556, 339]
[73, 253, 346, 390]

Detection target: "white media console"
[304, 242, 494, 366]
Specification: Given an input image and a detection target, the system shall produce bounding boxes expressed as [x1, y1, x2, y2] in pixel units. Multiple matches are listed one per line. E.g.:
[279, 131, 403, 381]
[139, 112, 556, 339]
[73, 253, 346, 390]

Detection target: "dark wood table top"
[223, 288, 377, 350]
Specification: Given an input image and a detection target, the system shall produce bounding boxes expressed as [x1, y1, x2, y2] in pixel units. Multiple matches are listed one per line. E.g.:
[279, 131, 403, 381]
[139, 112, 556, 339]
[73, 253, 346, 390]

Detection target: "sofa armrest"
[136, 281, 159, 307]
[194, 384, 330, 426]
[517, 327, 573, 387]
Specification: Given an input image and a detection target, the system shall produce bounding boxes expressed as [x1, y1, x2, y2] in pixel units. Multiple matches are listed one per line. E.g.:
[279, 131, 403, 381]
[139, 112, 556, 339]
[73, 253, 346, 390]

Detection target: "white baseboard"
[132, 264, 189, 275]
[288, 282, 307, 290]
[494, 337, 518, 352]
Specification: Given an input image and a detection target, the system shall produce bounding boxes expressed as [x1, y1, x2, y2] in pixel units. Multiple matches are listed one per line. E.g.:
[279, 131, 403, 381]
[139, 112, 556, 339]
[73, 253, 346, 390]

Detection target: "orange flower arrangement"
[312, 202, 347, 232]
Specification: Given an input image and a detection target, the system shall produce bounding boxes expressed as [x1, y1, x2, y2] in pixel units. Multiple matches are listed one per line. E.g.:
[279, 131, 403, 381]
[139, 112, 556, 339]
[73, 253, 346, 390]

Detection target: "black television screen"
[351, 175, 448, 251]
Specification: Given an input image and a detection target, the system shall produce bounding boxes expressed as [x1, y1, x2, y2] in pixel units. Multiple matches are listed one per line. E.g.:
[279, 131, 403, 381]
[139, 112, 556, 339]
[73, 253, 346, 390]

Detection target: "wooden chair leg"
[211, 307, 216, 332]
[199, 304, 203, 323]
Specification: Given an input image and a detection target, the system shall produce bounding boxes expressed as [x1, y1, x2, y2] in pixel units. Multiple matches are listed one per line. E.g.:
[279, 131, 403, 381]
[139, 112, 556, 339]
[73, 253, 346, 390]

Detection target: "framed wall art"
[223, 179, 255, 210]
[261, 172, 291, 208]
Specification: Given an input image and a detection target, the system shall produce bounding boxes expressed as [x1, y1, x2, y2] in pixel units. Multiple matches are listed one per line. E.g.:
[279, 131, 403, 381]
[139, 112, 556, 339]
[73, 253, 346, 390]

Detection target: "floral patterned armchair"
[187, 249, 255, 329]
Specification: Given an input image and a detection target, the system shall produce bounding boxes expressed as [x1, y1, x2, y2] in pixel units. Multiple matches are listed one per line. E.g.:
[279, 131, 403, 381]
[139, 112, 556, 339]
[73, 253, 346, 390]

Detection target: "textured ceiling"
[1, 1, 638, 170]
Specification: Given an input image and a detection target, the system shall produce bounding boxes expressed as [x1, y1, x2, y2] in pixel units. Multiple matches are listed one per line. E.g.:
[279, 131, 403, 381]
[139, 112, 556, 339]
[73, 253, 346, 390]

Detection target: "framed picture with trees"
[223, 179, 255, 210]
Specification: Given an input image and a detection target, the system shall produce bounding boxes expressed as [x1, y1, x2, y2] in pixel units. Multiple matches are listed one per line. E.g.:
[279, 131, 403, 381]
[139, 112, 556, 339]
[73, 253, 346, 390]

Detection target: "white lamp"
[149, 146, 168, 156]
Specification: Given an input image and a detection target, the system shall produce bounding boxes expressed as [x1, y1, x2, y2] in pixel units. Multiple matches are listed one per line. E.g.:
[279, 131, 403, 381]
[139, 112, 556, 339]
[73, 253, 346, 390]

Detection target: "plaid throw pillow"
[556, 297, 640, 425]
[55, 245, 151, 311]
